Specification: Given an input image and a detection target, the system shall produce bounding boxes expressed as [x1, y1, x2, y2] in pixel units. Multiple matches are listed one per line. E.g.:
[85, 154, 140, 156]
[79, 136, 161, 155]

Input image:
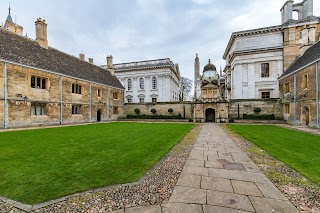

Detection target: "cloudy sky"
[1, 0, 320, 81]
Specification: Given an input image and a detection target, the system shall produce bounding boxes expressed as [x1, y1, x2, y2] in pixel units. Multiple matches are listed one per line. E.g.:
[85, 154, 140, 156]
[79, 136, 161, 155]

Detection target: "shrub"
[151, 108, 157, 113]
[168, 108, 174, 113]
[243, 114, 275, 120]
[134, 108, 140, 114]
[126, 114, 183, 119]
[229, 118, 235, 123]
[254, 107, 262, 113]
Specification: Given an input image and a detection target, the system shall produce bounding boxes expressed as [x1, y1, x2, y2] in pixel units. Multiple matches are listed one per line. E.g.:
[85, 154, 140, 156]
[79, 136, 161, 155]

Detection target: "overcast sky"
[1, 0, 320, 81]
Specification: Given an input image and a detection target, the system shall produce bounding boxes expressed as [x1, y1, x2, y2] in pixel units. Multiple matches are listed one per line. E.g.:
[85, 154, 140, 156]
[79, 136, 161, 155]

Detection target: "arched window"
[139, 78, 144, 90]
[127, 79, 132, 91]
[152, 77, 157, 90]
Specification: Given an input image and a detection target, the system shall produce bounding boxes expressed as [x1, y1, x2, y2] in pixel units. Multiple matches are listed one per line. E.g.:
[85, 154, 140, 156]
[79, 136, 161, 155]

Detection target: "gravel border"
[223, 125, 320, 213]
[0, 125, 201, 213]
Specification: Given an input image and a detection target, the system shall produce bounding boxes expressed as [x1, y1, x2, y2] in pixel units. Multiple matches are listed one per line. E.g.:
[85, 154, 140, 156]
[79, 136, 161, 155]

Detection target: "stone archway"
[205, 108, 215, 122]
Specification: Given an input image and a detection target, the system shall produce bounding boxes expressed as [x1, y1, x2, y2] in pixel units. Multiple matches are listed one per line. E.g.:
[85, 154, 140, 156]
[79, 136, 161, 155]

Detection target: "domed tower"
[193, 58, 229, 123]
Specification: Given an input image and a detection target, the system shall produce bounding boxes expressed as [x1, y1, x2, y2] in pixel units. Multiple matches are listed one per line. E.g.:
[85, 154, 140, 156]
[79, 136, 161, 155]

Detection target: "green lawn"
[227, 124, 320, 185]
[0, 122, 195, 204]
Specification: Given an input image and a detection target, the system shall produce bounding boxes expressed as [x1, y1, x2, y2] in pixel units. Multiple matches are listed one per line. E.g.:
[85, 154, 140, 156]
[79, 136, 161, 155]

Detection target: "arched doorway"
[97, 109, 101, 122]
[205, 108, 215, 122]
[305, 107, 310, 126]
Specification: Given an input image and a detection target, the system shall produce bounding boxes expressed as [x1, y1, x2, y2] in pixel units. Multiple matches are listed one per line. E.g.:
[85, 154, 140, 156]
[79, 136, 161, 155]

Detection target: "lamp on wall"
[23, 96, 28, 103]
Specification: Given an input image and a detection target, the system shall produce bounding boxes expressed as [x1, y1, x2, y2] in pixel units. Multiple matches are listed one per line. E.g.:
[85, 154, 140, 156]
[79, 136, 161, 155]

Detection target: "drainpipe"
[59, 75, 63, 125]
[89, 83, 92, 122]
[294, 73, 297, 125]
[3, 62, 7, 129]
[316, 61, 319, 128]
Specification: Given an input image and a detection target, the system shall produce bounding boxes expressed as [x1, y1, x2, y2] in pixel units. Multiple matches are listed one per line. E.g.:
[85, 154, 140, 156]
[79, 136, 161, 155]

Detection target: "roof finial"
[9, 2, 11, 15]
[208, 59, 211, 64]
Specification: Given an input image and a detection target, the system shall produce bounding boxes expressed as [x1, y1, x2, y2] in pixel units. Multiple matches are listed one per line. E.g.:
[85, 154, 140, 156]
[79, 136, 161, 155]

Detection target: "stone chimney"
[89, 58, 93, 64]
[79, 53, 85, 60]
[35, 18, 48, 49]
[106, 55, 114, 75]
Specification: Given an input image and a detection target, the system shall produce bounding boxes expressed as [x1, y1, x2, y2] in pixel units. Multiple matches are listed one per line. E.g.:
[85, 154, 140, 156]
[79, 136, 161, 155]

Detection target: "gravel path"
[0, 125, 201, 213]
[225, 125, 320, 213]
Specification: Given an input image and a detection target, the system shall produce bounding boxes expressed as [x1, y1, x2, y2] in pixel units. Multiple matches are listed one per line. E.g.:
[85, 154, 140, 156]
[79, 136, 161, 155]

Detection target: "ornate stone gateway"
[205, 108, 215, 122]
[193, 55, 229, 123]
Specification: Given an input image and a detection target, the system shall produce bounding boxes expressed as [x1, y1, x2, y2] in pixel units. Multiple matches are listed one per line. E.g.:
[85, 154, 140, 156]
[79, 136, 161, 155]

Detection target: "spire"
[6, 3, 13, 23]
[208, 59, 211, 64]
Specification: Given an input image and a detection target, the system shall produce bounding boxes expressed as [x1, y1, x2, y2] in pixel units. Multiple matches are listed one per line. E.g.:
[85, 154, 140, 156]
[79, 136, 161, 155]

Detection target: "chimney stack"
[106, 55, 114, 75]
[79, 53, 85, 60]
[35, 18, 48, 49]
[89, 58, 93, 64]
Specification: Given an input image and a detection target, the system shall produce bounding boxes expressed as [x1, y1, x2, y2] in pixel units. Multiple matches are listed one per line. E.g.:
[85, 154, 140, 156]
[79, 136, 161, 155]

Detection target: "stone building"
[0, 15, 124, 129]
[193, 55, 228, 123]
[102, 58, 180, 103]
[223, 0, 319, 119]
[1, 6, 24, 36]
[279, 40, 320, 127]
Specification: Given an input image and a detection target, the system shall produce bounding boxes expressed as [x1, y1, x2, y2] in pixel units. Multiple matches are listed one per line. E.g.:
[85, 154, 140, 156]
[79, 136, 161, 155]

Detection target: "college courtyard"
[0, 122, 319, 212]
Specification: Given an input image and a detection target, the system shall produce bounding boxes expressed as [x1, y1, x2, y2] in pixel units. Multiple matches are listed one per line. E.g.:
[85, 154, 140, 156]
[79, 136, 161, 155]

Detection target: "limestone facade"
[102, 59, 180, 104]
[0, 15, 124, 129]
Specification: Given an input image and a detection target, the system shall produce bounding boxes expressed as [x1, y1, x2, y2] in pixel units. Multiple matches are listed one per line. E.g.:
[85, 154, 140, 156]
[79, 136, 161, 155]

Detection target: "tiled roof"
[279, 41, 320, 79]
[0, 28, 124, 89]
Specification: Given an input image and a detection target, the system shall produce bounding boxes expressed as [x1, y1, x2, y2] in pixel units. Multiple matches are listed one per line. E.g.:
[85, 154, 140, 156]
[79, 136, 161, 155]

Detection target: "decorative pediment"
[126, 95, 133, 98]
[150, 93, 159, 98]
[138, 94, 145, 98]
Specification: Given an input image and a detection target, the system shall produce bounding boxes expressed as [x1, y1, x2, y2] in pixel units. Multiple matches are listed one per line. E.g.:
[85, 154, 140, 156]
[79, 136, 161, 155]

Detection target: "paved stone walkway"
[113, 123, 299, 212]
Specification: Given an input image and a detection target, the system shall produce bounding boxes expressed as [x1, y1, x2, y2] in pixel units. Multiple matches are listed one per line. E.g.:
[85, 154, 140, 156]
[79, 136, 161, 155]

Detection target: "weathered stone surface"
[169, 186, 206, 204]
[255, 183, 288, 200]
[201, 177, 233, 193]
[181, 167, 208, 176]
[125, 205, 162, 213]
[185, 160, 204, 168]
[249, 196, 300, 213]
[205, 161, 224, 169]
[208, 168, 244, 180]
[224, 163, 246, 171]
[176, 175, 201, 188]
[231, 180, 263, 197]
[161, 203, 203, 213]
[203, 205, 250, 213]
[207, 190, 255, 212]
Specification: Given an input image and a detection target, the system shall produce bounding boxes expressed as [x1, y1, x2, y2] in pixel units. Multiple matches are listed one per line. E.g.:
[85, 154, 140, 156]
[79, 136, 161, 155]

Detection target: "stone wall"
[124, 102, 193, 119]
[0, 62, 124, 128]
[279, 63, 320, 127]
[229, 99, 282, 119]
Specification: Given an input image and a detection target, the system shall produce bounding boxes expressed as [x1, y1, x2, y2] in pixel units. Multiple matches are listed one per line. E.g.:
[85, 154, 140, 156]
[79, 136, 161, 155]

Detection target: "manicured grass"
[0, 122, 194, 204]
[227, 124, 320, 185]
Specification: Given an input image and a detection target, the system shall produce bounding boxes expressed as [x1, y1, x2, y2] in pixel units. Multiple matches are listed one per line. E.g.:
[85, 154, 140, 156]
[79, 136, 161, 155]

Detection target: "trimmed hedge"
[253, 107, 262, 113]
[127, 114, 182, 119]
[168, 108, 174, 113]
[134, 108, 140, 114]
[243, 114, 275, 120]
[151, 108, 157, 113]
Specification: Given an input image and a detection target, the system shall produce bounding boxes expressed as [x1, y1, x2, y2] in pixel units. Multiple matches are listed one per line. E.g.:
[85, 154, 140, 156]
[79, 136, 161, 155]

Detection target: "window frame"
[72, 105, 82, 115]
[302, 74, 308, 89]
[261, 63, 270, 78]
[139, 98, 144, 103]
[97, 89, 102, 97]
[284, 82, 290, 93]
[113, 92, 119, 100]
[72, 83, 82, 94]
[139, 78, 144, 90]
[127, 79, 132, 91]
[152, 98, 157, 103]
[261, 91, 271, 99]
[31, 76, 47, 90]
[31, 103, 47, 116]
[152, 77, 157, 90]
[113, 106, 119, 115]
[127, 98, 132, 103]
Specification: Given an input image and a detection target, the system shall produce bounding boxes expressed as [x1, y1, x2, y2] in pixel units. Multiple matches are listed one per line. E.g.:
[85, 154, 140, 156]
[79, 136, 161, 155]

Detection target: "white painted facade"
[224, 28, 284, 100]
[105, 58, 180, 103]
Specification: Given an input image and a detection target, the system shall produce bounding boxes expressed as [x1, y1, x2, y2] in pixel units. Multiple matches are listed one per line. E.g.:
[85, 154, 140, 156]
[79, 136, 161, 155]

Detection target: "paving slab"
[204, 160, 224, 169]
[169, 186, 206, 204]
[112, 209, 125, 213]
[161, 203, 203, 213]
[201, 176, 233, 192]
[231, 180, 263, 197]
[203, 205, 251, 213]
[181, 167, 208, 176]
[255, 183, 287, 200]
[185, 159, 204, 168]
[176, 174, 201, 188]
[249, 196, 300, 213]
[207, 190, 255, 212]
[224, 163, 246, 171]
[125, 205, 161, 213]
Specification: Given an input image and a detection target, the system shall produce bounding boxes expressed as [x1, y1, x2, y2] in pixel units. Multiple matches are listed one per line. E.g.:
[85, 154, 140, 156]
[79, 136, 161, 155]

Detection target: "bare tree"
[179, 77, 193, 101]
